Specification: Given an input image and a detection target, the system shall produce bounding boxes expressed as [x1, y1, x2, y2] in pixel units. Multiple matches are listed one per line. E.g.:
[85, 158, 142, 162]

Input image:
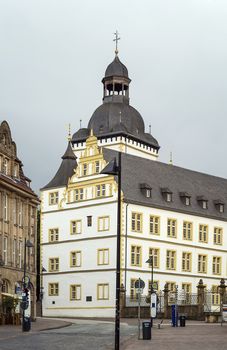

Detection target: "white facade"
[72, 135, 158, 161]
[41, 133, 227, 317]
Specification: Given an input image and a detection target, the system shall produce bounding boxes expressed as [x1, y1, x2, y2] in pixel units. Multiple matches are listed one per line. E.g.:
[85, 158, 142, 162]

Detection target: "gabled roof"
[103, 149, 227, 221]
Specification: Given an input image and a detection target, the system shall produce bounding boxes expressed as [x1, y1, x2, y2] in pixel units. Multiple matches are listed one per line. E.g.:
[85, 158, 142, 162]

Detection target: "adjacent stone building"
[0, 120, 39, 319]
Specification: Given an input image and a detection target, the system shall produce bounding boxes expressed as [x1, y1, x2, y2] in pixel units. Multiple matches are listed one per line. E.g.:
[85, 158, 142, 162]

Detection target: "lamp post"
[40, 266, 47, 317]
[146, 256, 154, 328]
[101, 152, 121, 350]
[22, 238, 34, 332]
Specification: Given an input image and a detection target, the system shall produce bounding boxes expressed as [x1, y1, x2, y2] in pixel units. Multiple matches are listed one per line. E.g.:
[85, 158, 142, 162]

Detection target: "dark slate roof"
[72, 102, 159, 149]
[103, 149, 227, 221]
[105, 56, 128, 78]
[41, 142, 77, 190]
[72, 128, 90, 141]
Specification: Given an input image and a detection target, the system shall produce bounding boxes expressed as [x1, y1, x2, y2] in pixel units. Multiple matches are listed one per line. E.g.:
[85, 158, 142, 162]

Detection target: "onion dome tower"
[72, 33, 160, 160]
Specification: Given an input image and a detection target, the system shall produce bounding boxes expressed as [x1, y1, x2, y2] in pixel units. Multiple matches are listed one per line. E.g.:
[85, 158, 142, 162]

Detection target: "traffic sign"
[135, 279, 145, 289]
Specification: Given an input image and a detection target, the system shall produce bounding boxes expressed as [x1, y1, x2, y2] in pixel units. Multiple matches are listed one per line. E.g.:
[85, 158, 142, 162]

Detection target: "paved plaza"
[0, 318, 227, 350]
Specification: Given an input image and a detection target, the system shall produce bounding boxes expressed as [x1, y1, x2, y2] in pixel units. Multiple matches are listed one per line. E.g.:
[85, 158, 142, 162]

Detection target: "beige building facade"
[0, 120, 39, 320]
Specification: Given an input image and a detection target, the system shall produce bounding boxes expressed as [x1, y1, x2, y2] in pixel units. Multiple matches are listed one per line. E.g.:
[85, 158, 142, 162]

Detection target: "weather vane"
[68, 123, 71, 141]
[113, 30, 120, 55]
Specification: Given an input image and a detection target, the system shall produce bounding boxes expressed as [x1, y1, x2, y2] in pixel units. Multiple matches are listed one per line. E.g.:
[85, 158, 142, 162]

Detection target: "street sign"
[136, 288, 143, 294]
[150, 292, 157, 318]
[135, 279, 145, 289]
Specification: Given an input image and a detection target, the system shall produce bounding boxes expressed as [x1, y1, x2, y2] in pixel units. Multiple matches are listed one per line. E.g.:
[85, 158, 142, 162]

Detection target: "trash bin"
[142, 321, 151, 340]
[23, 317, 31, 332]
[179, 315, 186, 327]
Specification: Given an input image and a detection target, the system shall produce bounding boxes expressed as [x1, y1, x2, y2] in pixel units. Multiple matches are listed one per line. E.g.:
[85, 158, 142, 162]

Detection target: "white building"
[41, 52, 227, 317]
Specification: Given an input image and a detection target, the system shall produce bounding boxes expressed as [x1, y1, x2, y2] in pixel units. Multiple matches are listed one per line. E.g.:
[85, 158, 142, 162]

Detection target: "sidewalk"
[121, 321, 227, 350]
[0, 317, 72, 339]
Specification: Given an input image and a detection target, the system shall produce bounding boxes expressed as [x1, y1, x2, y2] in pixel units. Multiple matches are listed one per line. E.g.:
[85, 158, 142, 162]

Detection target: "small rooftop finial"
[68, 123, 72, 141]
[169, 152, 173, 165]
[113, 30, 120, 56]
[90, 128, 94, 137]
[149, 124, 151, 134]
[80, 119, 82, 129]
[119, 111, 122, 123]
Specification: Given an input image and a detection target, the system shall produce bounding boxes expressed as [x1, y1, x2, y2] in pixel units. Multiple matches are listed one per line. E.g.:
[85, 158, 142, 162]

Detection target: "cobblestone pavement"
[122, 321, 227, 350]
[0, 318, 227, 350]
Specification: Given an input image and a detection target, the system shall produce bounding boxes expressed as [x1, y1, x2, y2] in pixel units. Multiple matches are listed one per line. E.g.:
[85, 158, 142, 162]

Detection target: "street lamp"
[22, 238, 34, 332]
[101, 152, 121, 350]
[40, 266, 47, 317]
[146, 256, 154, 327]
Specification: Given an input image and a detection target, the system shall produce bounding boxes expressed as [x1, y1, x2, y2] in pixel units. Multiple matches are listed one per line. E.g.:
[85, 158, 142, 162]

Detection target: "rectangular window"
[214, 227, 223, 245]
[70, 251, 81, 267]
[49, 258, 59, 272]
[131, 245, 141, 266]
[49, 192, 59, 205]
[212, 256, 221, 275]
[3, 158, 9, 175]
[199, 224, 208, 243]
[97, 283, 109, 300]
[49, 228, 59, 242]
[19, 241, 22, 268]
[131, 212, 143, 233]
[74, 188, 84, 201]
[48, 283, 59, 296]
[13, 199, 17, 225]
[71, 220, 82, 234]
[198, 254, 207, 273]
[18, 201, 23, 226]
[13, 238, 17, 266]
[148, 248, 160, 268]
[167, 219, 177, 238]
[166, 250, 176, 270]
[166, 282, 176, 292]
[95, 161, 100, 174]
[211, 285, 220, 305]
[3, 194, 8, 221]
[97, 249, 109, 265]
[183, 221, 193, 240]
[83, 163, 87, 176]
[96, 184, 106, 197]
[3, 236, 8, 264]
[130, 279, 137, 300]
[98, 216, 110, 231]
[149, 215, 160, 235]
[70, 284, 81, 300]
[182, 283, 192, 303]
[87, 216, 92, 227]
[148, 280, 159, 292]
[182, 252, 191, 272]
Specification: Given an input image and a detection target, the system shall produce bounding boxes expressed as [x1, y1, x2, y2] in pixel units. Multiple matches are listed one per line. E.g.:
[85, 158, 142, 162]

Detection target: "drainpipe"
[124, 203, 129, 294]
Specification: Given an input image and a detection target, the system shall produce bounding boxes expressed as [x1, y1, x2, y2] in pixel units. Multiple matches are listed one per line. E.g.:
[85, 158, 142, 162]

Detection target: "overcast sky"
[1, 0, 227, 193]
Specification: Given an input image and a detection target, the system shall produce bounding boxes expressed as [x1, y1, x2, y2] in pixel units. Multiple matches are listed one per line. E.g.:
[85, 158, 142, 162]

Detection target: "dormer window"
[161, 188, 172, 202]
[197, 196, 208, 209]
[140, 183, 152, 198]
[214, 200, 225, 213]
[179, 192, 191, 206]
